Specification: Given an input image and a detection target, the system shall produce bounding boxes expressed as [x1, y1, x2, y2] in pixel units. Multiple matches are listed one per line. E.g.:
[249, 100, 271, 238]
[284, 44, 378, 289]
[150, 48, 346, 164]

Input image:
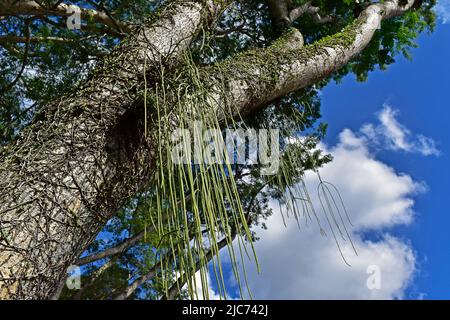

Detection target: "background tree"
[0, 0, 436, 299]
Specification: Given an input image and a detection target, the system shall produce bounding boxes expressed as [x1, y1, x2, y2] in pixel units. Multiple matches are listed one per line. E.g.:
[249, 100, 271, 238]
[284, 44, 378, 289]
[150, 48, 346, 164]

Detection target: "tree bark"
[0, 0, 229, 299]
[193, 1, 416, 122]
[0, 0, 130, 32]
[0, 0, 415, 299]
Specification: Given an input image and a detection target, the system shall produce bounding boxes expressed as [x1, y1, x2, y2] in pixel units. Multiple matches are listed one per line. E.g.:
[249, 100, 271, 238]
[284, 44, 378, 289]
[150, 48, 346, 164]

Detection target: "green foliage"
[0, 0, 436, 299]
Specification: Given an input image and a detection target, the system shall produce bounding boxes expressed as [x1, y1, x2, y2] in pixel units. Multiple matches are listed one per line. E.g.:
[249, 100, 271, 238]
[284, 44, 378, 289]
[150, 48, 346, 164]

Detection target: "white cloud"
[435, 0, 450, 24]
[219, 125, 424, 299]
[359, 105, 440, 156]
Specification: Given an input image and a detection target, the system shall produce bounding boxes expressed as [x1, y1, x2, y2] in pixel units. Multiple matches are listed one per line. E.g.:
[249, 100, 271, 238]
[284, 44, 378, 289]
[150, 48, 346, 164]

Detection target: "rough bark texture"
[0, 0, 415, 299]
[0, 0, 229, 299]
[267, 0, 292, 31]
[0, 0, 130, 32]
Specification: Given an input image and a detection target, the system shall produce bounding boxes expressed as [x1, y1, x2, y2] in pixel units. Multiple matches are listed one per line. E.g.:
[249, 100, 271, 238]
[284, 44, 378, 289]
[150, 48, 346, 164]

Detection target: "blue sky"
[200, 6, 450, 300]
[320, 17, 450, 299]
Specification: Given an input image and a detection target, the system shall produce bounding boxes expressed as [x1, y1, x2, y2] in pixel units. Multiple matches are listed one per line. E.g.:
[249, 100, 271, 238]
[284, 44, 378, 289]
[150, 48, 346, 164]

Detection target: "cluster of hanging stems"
[138, 51, 357, 300]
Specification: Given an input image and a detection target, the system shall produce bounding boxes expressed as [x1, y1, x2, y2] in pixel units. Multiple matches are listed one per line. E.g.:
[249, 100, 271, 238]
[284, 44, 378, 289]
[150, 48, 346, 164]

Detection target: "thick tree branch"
[289, 2, 334, 24]
[75, 228, 150, 266]
[266, 0, 333, 32]
[0, 0, 232, 300]
[0, 0, 131, 33]
[76, 196, 189, 267]
[37, 15, 125, 38]
[113, 244, 180, 300]
[199, 0, 416, 122]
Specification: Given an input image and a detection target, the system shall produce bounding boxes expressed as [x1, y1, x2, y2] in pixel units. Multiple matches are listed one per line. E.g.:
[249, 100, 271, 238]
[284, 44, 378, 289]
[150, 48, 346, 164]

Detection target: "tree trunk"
[0, 0, 415, 299]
